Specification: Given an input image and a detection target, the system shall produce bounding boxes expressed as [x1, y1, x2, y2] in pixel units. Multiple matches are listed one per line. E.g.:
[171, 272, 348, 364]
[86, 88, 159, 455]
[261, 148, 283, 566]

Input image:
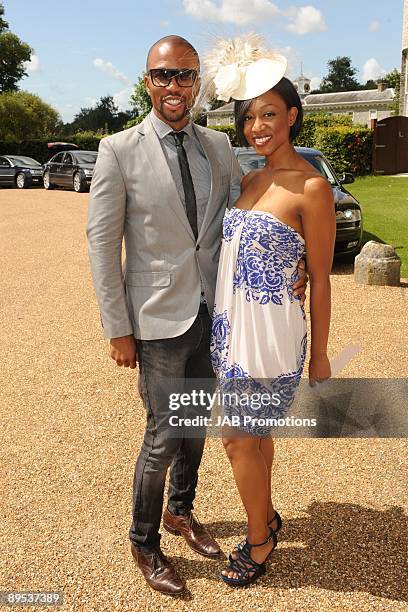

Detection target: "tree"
[319, 56, 360, 93]
[65, 95, 135, 134]
[0, 91, 62, 140]
[208, 98, 226, 111]
[361, 80, 378, 90]
[382, 69, 401, 114]
[124, 76, 152, 127]
[382, 68, 401, 90]
[0, 3, 32, 92]
[0, 2, 8, 31]
[130, 76, 152, 117]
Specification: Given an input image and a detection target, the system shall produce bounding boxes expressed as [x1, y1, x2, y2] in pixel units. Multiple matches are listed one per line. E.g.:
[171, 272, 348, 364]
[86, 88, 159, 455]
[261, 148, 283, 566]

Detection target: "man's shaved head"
[146, 35, 199, 71]
[144, 35, 201, 131]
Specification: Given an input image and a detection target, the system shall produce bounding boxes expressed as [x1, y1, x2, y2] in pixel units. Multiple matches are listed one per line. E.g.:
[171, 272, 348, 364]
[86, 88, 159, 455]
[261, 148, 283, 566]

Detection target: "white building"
[206, 83, 396, 128]
[302, 84, 395, 125]
[293, 71, 311, 100]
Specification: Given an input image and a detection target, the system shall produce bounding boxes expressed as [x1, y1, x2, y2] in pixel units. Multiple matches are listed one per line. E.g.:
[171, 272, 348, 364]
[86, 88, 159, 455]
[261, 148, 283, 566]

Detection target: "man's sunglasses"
[148, 68, 198, 88]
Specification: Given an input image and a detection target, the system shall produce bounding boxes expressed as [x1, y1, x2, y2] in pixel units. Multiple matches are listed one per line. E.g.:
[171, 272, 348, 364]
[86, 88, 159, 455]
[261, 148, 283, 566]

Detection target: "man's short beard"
[159, 101, 189, 123]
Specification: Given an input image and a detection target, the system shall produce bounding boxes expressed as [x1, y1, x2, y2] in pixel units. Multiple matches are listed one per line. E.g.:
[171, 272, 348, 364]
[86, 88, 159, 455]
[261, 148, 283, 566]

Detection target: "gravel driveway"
[1, 189, 407, 611]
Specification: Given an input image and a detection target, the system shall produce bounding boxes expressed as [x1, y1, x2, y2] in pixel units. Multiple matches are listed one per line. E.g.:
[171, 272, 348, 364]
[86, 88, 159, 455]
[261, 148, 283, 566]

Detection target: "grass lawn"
[347, 175, 408, 278]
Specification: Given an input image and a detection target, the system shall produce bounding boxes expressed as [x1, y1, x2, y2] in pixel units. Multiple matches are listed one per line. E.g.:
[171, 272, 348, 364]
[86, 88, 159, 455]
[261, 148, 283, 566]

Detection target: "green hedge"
[207, 125, 239, 146]
[0, 133, 105, 163]
[295, 113, 353, 149]
[208, 114, 373, 176]
[2, 118, 374, 175]
[208, 114, 355, 150]
[124, 115, 146, 129]
[313, 126, 373, 175]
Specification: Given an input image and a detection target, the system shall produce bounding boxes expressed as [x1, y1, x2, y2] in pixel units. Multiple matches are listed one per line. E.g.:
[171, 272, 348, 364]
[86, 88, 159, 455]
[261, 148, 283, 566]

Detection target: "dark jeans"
[129, 307, 215, 550]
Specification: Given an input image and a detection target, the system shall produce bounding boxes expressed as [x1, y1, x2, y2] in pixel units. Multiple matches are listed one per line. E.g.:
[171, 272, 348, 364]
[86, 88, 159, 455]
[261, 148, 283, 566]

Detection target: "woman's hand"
[309, 353, 331, 386]
[293, 258, 308, 306]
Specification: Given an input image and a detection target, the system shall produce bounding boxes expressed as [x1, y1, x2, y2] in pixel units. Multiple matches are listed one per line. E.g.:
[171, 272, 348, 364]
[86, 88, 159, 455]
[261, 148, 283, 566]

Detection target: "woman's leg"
[259, 437, 280, 529]
[222, 433, 275, 577]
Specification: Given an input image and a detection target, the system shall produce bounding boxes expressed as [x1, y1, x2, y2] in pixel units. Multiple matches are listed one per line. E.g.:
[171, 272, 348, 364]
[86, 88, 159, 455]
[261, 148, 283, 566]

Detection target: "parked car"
[0, 155, 44, 188]
[234, 146, 363, 258]
[42, 150, 98, 192]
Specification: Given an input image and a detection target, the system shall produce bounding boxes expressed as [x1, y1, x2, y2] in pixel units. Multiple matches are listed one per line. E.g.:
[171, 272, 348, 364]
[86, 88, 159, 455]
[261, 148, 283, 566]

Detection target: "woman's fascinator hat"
[202, 34, 287, 102]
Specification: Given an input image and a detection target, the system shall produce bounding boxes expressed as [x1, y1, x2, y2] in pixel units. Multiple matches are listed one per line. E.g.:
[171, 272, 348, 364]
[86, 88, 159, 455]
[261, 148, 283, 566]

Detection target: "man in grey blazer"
[87, 35, 306, 595]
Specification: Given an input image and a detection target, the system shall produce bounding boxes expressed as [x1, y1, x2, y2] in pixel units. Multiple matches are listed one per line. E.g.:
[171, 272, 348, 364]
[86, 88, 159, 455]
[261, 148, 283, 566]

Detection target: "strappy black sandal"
[221, 528, 277, 588]
[229, 510, 282, 564]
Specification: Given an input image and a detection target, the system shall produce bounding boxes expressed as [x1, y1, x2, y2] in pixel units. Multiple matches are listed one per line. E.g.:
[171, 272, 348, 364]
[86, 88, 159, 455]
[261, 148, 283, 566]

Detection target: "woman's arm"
[301, 176, 336, 383]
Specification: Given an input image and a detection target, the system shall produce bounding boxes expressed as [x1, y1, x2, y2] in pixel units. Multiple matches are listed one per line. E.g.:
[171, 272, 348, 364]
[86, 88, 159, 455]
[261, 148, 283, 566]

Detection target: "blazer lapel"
[137, 116, 195, 240]
[193, 124, 222, 242]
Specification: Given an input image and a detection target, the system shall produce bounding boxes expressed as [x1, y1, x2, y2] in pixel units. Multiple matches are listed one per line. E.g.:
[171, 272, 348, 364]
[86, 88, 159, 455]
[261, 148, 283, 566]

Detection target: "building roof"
[304, 88, 394, 106]
[206, 102, 234, 115]
[205, 87, 395, 117]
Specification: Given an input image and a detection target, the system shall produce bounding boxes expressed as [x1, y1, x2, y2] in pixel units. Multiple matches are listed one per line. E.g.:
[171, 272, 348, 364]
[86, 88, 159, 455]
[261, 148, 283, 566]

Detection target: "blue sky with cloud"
[5, 0, 405, 122]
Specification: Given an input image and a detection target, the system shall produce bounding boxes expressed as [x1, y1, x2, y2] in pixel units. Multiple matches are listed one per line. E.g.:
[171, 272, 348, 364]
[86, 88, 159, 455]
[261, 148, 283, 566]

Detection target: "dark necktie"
[172, 131, 198, 240]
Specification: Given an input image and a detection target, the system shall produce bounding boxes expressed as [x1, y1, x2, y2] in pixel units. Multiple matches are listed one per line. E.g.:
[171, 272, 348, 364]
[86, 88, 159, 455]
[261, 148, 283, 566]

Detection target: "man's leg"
[167, 308, 215, 515]
[162, 307, 220, 558]
[129, 316, 205, 551]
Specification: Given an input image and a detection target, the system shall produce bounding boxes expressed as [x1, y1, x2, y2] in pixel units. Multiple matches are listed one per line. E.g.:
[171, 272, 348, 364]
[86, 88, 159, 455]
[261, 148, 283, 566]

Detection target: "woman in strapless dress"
[210, 77, 336, 586]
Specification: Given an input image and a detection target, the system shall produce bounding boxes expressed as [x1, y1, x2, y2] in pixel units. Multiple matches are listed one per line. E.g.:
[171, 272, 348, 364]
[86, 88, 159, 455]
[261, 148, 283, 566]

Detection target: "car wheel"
[43, 171, 53, 190]
[335, 246, 361, 264]
[343, 249, 361, 264]
[16, 172, 27, 189]
[73, 171, 87, 193]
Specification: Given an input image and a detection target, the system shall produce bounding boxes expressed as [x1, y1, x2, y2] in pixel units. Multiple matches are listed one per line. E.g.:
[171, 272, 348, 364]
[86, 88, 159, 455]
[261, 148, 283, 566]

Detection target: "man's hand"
[293, 259, 309, 306]
[109, 335, 137, 368]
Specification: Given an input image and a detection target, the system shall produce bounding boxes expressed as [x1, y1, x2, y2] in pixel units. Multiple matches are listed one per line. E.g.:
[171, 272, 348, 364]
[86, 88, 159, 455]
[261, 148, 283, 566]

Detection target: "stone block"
[354, 241, 401, 286]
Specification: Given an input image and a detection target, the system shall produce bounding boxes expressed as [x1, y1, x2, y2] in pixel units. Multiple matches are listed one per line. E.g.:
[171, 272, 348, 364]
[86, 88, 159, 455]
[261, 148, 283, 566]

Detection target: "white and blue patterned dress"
[210, 207, 307, 436]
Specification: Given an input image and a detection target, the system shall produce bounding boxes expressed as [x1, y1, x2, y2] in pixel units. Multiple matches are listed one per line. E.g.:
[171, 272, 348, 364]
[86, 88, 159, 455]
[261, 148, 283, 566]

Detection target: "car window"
[51, 153, 64, 164]
[63, 153, 73, 165]
[7, 156, 41, 167]
[237, 154, 266, 174]
[306, 156, 337, 185]
[235, 148, 340, 186]
[74, 152, 98, 164]
[0, 157, 11, 167]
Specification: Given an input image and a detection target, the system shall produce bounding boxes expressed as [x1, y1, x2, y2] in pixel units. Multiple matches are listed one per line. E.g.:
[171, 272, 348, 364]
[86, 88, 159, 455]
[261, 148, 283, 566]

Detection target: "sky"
[4, 0, 405, 122]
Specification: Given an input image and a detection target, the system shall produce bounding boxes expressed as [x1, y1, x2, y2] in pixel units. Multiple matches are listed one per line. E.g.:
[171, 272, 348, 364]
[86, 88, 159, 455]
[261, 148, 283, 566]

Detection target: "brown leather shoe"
[130, 543, 186, 595]
[163, 507, 221, 558]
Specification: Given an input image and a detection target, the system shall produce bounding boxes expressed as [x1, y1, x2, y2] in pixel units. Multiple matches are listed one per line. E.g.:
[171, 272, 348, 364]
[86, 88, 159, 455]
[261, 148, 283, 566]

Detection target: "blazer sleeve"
[86, 137, 134, 339]
[226, 135, 242, 209]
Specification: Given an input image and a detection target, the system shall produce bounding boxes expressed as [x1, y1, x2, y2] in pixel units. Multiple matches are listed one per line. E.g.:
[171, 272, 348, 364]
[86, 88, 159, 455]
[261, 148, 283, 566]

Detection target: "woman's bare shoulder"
[241, 170, 261, 192]
[283, 164, 329, 190]
[303, 173, 333, 196]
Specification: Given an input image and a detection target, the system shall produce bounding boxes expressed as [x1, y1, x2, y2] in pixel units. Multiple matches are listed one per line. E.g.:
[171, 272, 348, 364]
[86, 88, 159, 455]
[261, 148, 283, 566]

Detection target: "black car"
[42, 150, 98, 193]
[0, 155, 44, 188]
[234, 146, 363, 258]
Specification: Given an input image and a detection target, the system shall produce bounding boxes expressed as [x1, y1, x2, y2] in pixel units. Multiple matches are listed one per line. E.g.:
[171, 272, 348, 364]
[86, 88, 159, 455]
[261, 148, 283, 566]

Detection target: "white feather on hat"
[202, 33, 287, 102]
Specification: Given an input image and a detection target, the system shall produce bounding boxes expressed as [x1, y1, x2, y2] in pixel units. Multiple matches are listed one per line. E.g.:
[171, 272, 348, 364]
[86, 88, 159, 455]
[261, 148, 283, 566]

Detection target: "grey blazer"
[86, 114, 242, 340]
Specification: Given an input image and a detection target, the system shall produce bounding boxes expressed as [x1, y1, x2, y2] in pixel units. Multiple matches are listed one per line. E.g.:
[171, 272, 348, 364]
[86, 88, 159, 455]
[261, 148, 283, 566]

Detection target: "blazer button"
[196, 245, 200, 251]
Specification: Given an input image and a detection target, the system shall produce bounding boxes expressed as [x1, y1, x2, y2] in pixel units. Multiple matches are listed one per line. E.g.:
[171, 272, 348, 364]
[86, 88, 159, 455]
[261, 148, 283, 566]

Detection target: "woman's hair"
[234, 77, 303, 146]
